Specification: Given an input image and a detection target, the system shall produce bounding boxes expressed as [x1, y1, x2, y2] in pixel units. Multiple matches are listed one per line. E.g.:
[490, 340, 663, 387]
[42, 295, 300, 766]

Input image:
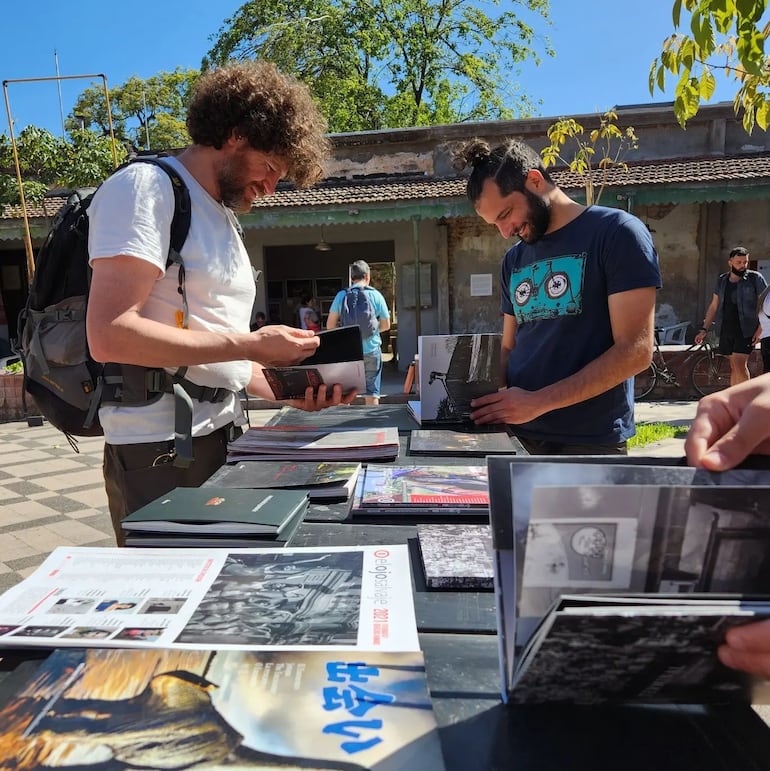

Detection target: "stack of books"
[204, 460, 362, 503]
[121, 487, 310, 547]
[352, 464, 489, 518]
[227, 425, 400, 462]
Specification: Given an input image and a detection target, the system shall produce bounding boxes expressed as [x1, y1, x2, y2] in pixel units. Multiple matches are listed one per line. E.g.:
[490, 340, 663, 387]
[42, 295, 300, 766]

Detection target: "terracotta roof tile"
[3, 154, 769, 221]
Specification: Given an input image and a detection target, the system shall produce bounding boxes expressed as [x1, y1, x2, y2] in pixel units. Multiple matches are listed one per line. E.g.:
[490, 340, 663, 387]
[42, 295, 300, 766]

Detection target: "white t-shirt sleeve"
[88, 162, 175, 274]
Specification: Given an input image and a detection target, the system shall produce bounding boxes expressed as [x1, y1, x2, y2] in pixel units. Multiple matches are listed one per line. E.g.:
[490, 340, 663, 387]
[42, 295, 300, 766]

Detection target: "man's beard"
[218, 154, 251, 212]
[518, 189, 552, 244]
[731, 266, 747, 277]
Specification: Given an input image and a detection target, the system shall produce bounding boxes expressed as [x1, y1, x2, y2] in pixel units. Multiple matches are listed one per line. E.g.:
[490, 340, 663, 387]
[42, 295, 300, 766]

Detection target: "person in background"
[694, 246, 766, 385]
[757, 283, 770, 374]
[455, 137, 661, 454]
[685, 372, 770, 677]
[86, 61, 355, 546]
[297, 293, 322, 332]
[326, 259, 391, 404]
[250, 311, 268, 331]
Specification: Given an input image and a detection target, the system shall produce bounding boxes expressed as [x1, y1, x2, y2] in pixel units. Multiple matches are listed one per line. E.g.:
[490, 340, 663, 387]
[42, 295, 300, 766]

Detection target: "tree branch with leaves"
[540, 111, 638, 206]
[650, 0, 770, 132]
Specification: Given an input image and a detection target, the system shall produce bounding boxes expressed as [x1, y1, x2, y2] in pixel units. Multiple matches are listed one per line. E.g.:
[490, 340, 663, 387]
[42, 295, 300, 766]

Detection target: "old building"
[2, 100, 769, 370]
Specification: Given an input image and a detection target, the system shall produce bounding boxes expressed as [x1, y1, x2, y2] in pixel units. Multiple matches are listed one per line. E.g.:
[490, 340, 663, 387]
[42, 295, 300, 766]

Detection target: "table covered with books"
[3, 398, 770, 769]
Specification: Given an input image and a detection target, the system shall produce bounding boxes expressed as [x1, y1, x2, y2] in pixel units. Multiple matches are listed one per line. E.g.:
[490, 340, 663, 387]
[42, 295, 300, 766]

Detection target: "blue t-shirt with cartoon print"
[500, 205, 661, 445]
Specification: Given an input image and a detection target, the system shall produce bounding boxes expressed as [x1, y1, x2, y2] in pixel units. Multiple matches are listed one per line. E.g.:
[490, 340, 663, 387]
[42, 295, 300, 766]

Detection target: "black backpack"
[16, 157, 231, 461]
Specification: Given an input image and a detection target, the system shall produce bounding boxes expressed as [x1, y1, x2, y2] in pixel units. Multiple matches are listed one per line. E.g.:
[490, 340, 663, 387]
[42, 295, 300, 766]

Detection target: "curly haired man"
[86, 61, 355, 544]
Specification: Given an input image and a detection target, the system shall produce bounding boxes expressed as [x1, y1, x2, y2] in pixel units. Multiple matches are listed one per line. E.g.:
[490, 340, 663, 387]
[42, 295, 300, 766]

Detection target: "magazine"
[227, 426, 400, 463]
[486, 456, 770, 704]
[0, 545, 418, 652]
[352, 464, 489, 516]
[417, 334, 500, 423]
[204, 460, 362, 501]
[0, 647, 446, 770]
[262, 325, 366, 399]
[416, 524, 494, 589]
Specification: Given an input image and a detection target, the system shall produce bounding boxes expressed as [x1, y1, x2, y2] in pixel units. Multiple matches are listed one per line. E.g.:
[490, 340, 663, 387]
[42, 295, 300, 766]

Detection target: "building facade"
[2, 101, 770, 370]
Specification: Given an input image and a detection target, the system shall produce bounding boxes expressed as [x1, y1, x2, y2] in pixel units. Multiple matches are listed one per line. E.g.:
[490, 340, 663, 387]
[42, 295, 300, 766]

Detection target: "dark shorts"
[762, 337, 770, 374]
[717, 328, 754, 356]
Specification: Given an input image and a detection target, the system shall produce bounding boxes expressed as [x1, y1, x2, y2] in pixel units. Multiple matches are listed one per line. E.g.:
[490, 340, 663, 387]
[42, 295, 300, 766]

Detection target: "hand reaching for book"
[685, 373, 770, 470]
[248, 325, 320, 366]
[718, 620, 770, 679]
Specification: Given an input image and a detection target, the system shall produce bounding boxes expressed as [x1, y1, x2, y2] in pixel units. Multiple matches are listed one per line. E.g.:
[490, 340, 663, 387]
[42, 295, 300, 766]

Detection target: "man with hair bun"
[86, 61, 355, 545]
[456, 137, 661, 454]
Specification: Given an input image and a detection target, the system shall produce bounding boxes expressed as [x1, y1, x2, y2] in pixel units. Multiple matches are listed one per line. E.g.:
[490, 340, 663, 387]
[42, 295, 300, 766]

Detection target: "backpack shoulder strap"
[127, 157, 191, 266]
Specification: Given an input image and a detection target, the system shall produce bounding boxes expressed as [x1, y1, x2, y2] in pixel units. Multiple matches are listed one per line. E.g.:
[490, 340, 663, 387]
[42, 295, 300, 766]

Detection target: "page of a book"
[0, 545, 419, 653]
[0, 647, 446, 770]
[510, 595, 770, 705]
[417, 334, 500, 423]
[485, 456, 770, 703]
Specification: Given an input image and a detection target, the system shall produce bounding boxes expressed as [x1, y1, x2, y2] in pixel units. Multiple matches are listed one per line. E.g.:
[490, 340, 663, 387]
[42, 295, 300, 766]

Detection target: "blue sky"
[0, 0, 750, 136]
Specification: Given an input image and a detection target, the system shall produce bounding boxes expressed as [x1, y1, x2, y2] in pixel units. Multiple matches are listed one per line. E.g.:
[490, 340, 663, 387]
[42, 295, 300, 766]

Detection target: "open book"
[261, 325, 365, 399]
[487, 456, 770, 705]
[416, 334, 500, 424]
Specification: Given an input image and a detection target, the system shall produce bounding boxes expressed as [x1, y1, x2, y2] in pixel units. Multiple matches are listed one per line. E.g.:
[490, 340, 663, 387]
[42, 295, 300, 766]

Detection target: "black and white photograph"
[418, 334, 500, 423]
[177, 551, 365, 646]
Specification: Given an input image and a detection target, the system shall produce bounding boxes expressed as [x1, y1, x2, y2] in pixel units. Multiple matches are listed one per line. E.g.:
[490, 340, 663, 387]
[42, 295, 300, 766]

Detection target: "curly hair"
[187, 61, 331, 188]
[452, 137, 554, 204]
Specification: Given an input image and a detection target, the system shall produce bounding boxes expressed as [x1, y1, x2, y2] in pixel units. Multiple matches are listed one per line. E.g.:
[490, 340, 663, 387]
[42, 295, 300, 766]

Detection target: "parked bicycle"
[634, 331, 730, 400]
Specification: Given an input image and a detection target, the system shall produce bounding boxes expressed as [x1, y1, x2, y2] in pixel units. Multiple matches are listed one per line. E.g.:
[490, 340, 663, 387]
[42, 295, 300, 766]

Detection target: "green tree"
[541, 110, 639, 206]
[0, 127, 123, 206]
[204, 0, 553, 132]
[650, 0, 770, 132]
[69, 68, 197, 151]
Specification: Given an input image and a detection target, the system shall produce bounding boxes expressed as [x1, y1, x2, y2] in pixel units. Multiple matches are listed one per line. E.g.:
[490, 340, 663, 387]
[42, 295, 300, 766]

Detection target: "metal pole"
[412, 217, 422, 340]
[2, 80, 35, 283]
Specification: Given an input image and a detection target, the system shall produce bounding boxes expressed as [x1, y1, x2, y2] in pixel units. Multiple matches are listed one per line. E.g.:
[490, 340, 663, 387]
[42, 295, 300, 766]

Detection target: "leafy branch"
[541, 110, 638, 206]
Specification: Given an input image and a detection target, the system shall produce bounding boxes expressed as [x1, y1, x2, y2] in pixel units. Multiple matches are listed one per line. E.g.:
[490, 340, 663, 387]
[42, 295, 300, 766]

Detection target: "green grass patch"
[629, 422, 689, 448]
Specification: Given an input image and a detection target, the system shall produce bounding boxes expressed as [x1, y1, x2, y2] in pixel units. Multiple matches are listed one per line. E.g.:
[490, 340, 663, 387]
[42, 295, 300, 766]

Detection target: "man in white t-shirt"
[86, 61, 355, 545]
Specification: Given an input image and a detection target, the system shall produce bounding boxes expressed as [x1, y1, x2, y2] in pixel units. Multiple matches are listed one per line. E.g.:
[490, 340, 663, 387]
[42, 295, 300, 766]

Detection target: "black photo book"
[203, 460, 362, 501]
[262, 325, 365, 399]
[486, 455, 770, 705]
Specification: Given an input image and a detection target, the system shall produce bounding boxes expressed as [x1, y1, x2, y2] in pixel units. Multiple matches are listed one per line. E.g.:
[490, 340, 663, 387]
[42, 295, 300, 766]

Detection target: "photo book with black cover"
[0, 647, 446, 770]
[417, 523, 494, 589]
[120, 487, 309, 538]
[203, 460, 362, 502]
[262, 325, 365, 399]
[486, 455, 770, 705]
[409, 428, 517, 456]
[227, 425, 400, 463]
[353, 464, 489, 517]
[417, 333, 500, 424]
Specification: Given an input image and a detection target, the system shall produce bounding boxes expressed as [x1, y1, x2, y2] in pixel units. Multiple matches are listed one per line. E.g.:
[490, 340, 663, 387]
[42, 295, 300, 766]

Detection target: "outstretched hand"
[685, 373, 770, 470]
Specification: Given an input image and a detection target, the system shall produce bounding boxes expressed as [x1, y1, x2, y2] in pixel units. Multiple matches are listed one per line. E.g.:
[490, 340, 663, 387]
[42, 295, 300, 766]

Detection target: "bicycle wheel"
[691, 352, 731, 397]
[634, 364, 657, 400]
